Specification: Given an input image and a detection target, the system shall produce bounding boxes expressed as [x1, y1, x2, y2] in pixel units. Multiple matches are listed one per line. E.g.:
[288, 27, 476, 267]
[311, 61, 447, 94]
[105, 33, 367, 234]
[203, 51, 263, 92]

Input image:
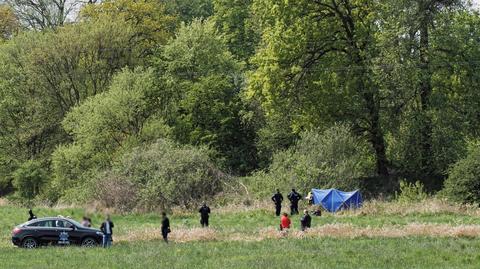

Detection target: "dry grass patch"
[115, 223, 480, 244]
[257, 223, 480, 239]
[333, 199, 480, 217]
[116, 227, 218, 243]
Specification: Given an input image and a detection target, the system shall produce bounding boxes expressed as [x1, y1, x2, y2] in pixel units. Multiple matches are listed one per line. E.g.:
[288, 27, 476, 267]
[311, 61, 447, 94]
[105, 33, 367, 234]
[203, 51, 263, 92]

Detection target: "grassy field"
[1, 199, 480, 268]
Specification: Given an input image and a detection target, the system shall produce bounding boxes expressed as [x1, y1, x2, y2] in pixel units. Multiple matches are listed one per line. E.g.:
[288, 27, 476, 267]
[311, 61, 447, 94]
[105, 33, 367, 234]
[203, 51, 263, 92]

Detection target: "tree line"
[0, 0, 479, 209]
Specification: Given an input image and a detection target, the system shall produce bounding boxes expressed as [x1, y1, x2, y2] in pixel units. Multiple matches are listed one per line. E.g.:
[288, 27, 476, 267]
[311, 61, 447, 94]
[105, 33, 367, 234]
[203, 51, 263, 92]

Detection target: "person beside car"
[100, 215, 114, 248]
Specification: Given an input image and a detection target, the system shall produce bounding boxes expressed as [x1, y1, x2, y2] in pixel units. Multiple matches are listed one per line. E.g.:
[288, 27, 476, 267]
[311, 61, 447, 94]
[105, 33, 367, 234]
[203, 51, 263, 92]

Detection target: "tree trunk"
[418, 2, 434, 175]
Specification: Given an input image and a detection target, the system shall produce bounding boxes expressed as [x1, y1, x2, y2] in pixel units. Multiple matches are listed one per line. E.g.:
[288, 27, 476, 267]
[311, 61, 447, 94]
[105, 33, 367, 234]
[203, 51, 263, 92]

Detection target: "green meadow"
[1, 200, 480, 268]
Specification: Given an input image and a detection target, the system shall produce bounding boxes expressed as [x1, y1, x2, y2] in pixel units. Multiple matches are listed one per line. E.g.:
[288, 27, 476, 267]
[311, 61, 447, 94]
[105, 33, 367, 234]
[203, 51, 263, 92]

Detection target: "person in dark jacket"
[300, 210, 312, 231]
[287, 189, 302, 215]
[28, 209, 37, 221]
[199, 202, 211, 227]
[161, 212, 170, 243]
[100, 215, 114, 248]
[271, 189, 284, 216]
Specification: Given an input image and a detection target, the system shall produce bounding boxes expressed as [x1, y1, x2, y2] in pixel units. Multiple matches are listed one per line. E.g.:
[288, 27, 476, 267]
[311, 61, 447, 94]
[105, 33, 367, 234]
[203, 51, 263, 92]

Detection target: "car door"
[29, 220, 58, 244]
[56, 220, 81, 245]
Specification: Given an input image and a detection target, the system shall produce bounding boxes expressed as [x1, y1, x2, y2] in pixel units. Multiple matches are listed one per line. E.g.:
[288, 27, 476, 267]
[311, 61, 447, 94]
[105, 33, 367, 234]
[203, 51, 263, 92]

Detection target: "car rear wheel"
[22, 237, 38, 249]
[81, 237, 97, 248]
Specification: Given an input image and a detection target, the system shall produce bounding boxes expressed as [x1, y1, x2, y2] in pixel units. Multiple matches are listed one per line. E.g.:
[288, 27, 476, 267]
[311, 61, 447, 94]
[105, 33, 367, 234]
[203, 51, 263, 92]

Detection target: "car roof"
[23, 217, 75, 225]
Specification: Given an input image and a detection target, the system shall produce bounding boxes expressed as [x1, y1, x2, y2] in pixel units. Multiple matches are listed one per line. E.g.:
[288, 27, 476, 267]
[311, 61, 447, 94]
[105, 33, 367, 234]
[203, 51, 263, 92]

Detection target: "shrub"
[441, 144, 480, 204]
[395, 180, 428, 203]
[12, 160, 49, 200]
[247, 124, 375, 197]
[106, 139, 227, 210]
[93, 173, 139, 212]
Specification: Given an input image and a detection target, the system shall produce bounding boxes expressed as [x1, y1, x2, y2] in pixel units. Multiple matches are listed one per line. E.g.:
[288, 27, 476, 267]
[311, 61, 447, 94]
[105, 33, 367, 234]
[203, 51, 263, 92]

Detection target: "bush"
[247, 124, 375, 197]
[93, 173, 139, 212]
[395, 180, 428, 203]
[12, 160, 49, 200]
[441, 144, 480, 204]
[104, 139, 227, 210]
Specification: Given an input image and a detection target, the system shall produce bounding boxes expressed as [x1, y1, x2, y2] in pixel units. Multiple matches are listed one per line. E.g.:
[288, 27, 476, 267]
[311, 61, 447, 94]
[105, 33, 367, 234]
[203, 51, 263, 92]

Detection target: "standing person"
[100, 215, 114, 248]
[28, 209, 37, 221]
[306, 191, 314, 205]
[271, 189, 284, 216]
[280, 213, 291, 231]
[287, 189, 302, 215]
[300, 210, 312, 231]
[161, 212, 171, 243]
[199, 202, 211, 227]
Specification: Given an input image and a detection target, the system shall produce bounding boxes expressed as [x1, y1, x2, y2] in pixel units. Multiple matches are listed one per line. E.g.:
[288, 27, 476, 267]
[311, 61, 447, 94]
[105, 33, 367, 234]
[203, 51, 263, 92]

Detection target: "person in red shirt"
[280, 213, 291, 231]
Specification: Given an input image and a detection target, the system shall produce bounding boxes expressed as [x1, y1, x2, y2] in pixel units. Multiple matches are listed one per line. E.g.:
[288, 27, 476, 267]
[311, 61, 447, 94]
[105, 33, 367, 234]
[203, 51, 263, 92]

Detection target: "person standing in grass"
[280, 213, 291, 231]
[287, 189, 302, 215]
[271, 189, 284, 216]
[300, 210, 312, 231]
[161, 212, 171, 243]
[199, 202, 211, 227]
[100, 215, 114, 248]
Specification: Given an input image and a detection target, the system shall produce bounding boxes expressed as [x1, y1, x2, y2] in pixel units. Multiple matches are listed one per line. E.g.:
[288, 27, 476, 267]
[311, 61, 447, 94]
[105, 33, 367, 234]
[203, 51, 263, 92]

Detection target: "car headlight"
[96, 231, 104, 235]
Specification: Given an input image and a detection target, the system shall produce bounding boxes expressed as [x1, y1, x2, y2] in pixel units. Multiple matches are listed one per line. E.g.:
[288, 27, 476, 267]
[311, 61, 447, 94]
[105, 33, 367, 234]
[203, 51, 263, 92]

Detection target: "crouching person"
[300, 210, 312, 231]
[100, 215, 114, 248]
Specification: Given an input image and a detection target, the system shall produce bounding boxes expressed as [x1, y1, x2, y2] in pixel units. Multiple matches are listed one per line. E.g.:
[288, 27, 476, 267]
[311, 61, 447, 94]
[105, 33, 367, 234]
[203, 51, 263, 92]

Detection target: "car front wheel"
[81, 237, 97, 248]
[22, 237, 38, 249]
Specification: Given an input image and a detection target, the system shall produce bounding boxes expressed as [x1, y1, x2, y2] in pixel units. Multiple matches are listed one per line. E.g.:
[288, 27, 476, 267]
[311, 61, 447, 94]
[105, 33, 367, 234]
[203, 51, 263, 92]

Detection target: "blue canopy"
[311, 188, 362, 212]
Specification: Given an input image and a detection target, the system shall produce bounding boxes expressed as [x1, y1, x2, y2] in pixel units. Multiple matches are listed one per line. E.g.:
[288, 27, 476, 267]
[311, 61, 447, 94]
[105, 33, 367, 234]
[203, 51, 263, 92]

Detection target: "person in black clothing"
[28, 209, 37, 221]
[100, 215, 114, 248]
[271, 189, 283, 216]
[287, 188, 301, 215]
[199, 202, 211, 227]
[300, 210, 312, 231]
[161, 212, 170, 243]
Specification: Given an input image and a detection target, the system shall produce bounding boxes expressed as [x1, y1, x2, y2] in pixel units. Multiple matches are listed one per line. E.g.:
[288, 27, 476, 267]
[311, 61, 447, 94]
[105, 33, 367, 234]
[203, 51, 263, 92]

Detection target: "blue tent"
[311, 188, 362, 212]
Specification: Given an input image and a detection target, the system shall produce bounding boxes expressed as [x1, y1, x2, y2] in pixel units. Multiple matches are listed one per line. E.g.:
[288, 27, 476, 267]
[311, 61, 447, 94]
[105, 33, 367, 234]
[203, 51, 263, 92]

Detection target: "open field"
[1, 199, 480, 268]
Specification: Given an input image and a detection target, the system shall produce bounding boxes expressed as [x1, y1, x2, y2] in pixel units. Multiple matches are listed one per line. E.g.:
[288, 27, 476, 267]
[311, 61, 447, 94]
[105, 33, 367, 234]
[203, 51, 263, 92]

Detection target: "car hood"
[76, 227, 102, 233]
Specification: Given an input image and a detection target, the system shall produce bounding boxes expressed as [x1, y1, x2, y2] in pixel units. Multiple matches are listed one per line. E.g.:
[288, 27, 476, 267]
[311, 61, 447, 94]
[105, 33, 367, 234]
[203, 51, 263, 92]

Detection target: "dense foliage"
[246, 124, 375, 196]
[0, 0, 479, 207]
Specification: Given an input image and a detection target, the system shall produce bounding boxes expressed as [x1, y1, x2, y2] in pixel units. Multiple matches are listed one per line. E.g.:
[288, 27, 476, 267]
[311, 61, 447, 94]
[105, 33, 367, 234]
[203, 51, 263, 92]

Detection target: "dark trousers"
[275, 204, 281, 216]
[200, 216, 209, 227]
[162, 229, 169, 243]
[290, 203, 299, 215]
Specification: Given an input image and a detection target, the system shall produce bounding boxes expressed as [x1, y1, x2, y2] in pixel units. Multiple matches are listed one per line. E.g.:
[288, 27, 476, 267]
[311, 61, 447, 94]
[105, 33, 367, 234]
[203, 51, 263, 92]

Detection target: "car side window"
[28, 220, 54, 227]
[55, 220, 74, 229]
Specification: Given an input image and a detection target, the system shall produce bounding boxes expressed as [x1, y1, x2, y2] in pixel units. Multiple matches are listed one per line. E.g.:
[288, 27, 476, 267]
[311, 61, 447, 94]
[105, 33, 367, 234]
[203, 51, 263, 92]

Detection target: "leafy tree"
[0, 17, 139, 170]
[212, 0, 259, 62]
[441, 142, 480, 203]
[51, 68, 169, 200]
[249, 0, 390, 176]
[12, 160, 49, 200]
[247, 124, 375, 196]
[81, 0, 175, 56]
[157, 19, 258, 174]
[163, 0, 213, 23]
